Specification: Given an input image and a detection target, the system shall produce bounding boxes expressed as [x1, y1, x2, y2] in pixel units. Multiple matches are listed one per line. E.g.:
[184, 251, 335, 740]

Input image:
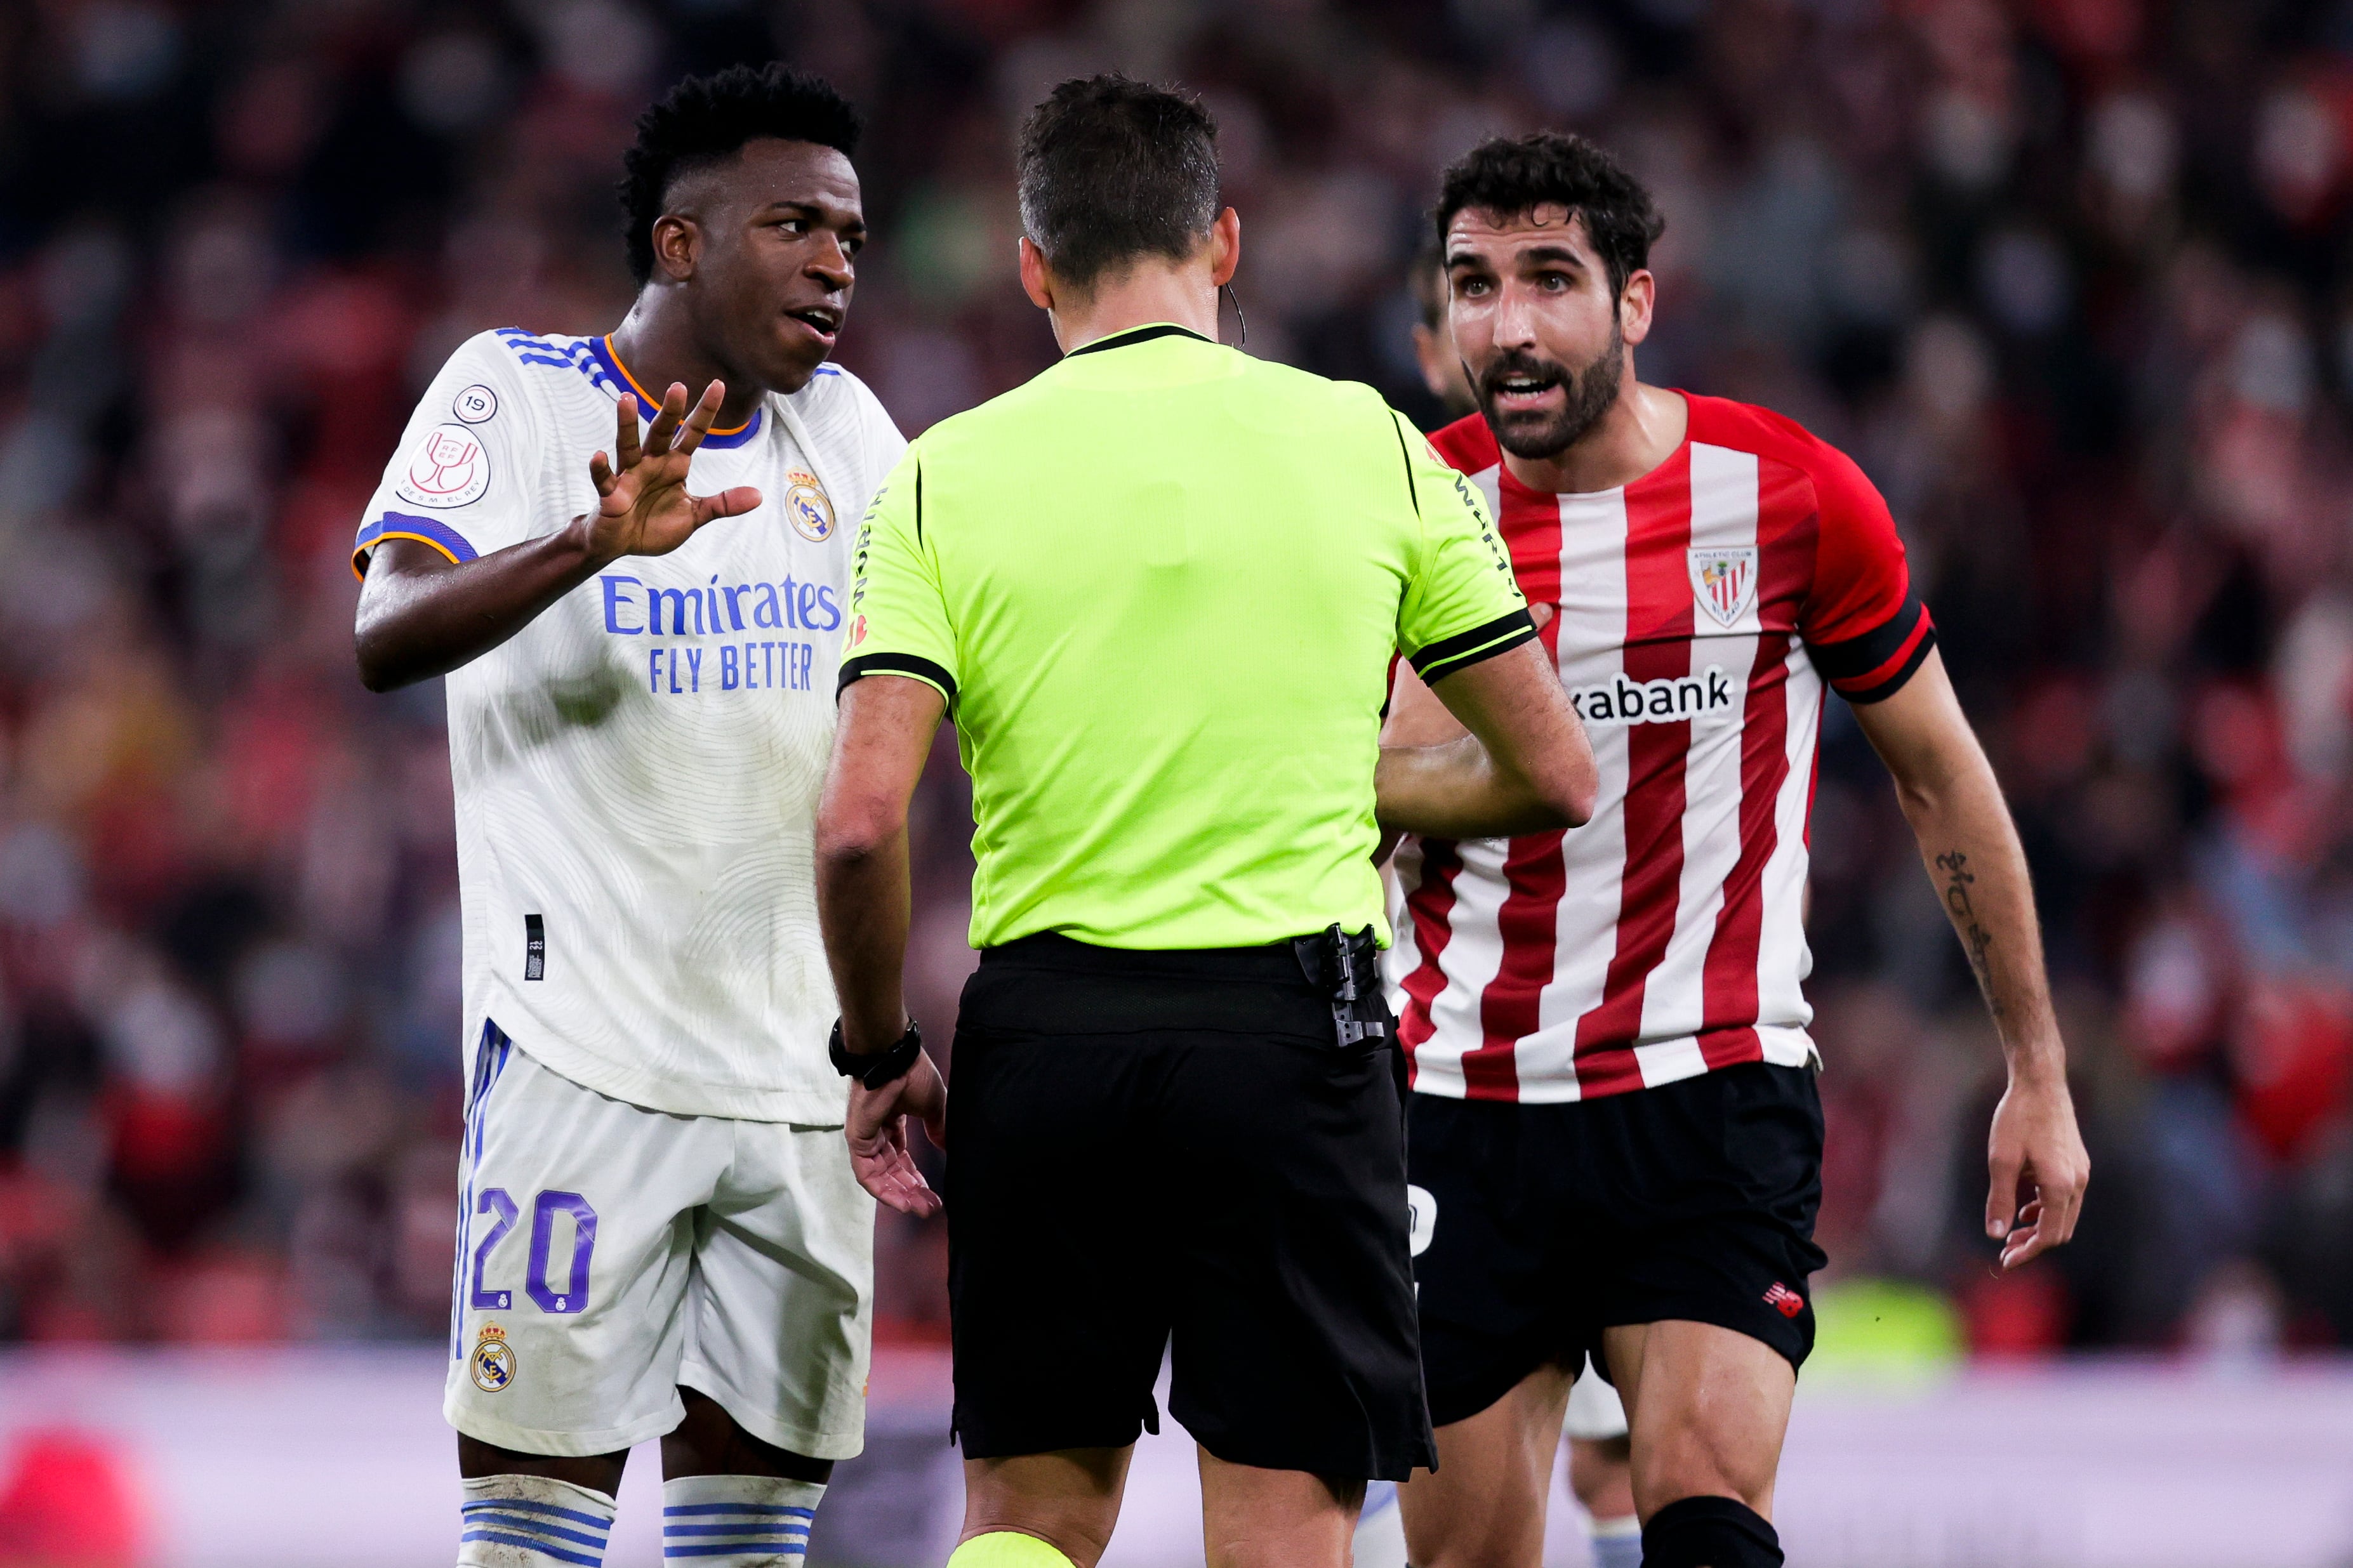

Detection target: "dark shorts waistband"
[967, 931, 1382, 1039]
[979, 930, 1363, 986]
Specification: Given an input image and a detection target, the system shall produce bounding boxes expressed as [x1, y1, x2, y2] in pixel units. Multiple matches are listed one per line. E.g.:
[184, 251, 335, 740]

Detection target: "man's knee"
[1640, 1495, 1782, 1568]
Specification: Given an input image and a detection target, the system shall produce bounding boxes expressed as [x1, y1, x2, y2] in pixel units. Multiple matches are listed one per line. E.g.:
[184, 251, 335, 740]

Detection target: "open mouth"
[785, 305, 842, 341]
[1488, 369, 1565, 412]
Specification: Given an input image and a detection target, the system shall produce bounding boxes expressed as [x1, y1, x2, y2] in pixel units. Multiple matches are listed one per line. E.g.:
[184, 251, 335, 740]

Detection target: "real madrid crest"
[785, 469, 836, 543]
[470, 1322, 517, 1393]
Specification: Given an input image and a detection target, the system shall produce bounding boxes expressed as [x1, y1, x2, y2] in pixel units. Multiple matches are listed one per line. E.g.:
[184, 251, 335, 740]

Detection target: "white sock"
[1589, 1511, 1642, 1568]
[458, 1474, 616, 1567]
[663, 1473, 826, 1565]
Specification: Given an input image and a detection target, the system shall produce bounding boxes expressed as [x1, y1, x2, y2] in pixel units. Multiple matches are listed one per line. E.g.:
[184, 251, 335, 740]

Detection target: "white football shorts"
[1563, 1354, 1629, 1442]
[444, 1028, 875, 1458]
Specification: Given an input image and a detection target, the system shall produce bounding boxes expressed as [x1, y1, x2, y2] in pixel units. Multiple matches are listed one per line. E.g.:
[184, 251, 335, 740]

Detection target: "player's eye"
[1538, 272, 1569, 291]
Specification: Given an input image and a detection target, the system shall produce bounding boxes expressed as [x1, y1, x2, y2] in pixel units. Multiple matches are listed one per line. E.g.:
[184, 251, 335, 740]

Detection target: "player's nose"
[1492, 284, 1542, 346]
[806, 234, 854, 287]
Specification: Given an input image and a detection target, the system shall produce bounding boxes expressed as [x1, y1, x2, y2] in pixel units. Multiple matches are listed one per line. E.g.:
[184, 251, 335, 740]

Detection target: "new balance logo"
[1763, 1281, 1805, 1318]
[1568, 664, 1737, 727]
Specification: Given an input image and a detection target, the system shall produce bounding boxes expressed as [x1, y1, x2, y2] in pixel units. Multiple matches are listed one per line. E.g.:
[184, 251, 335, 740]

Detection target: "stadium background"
[4, 0, 2353, 1560]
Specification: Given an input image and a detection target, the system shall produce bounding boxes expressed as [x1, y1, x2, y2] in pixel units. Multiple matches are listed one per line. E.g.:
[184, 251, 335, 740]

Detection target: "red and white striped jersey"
[1389, 395, 1935, 1102]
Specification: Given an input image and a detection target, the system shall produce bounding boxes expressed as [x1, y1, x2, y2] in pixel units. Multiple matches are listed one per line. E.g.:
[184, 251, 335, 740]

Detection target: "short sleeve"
[351, 333, 536, 581]
[1391, 411, 1537, 683]
[1799, 445, 1936, 704]
[838, 445, 958, 706]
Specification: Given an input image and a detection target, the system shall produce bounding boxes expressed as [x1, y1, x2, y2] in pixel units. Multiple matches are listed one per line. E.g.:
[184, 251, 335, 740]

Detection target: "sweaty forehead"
[1445, 204, 1594, 261]
[671, 139, 863, 220]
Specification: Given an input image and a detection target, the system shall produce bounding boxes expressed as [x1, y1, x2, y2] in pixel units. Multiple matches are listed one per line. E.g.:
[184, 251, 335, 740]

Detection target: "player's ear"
[650, 214, 700, 283]
[1619, 267, 1656, 348]
[1208, 207, 1241, 287]
[1017, 235, 1054, 312]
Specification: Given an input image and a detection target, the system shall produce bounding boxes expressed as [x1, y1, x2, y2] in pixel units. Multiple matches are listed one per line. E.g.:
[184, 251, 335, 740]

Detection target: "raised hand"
[581, 381, 762, 566]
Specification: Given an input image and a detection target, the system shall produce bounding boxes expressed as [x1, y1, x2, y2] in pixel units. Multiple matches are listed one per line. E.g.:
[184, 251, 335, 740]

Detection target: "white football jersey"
[355, 329, 905, 1121]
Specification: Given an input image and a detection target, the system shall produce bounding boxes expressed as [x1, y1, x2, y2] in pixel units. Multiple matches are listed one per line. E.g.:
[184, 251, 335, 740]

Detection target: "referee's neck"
[1045, 263, 1221, 356]
[1035, 253, 1223, 357]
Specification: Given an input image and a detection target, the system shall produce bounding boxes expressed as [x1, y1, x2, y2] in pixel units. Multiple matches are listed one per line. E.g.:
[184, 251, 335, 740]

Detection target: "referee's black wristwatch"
[830, 1018, 924, 1090]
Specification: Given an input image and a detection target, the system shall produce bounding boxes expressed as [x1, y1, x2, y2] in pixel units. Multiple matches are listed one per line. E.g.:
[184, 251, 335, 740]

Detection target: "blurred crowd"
[0, 0, 2349, 1360]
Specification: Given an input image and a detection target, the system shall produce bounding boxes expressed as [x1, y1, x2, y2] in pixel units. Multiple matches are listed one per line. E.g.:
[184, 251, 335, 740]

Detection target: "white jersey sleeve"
[352, 333, 545, 579]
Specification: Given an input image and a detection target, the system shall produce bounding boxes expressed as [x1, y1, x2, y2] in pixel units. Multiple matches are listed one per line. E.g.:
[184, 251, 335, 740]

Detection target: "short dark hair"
[1434, 132, 1664, 299]
[1017, 74, 1219, 293]
[621, 64, 862, 286]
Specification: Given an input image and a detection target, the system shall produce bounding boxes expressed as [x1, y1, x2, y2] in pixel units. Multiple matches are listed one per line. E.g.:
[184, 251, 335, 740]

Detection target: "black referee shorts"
[945, 933, 1436, 1481]
[1410, 1062, 1828, 1428]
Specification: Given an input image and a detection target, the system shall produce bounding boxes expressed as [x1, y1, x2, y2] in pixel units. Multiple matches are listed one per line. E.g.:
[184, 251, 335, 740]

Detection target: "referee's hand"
[845, 1053, 948, 1217]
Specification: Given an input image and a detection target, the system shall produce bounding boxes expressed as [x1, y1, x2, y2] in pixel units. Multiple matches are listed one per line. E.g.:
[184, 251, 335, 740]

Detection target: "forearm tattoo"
[1934, 850, 2002, 1019]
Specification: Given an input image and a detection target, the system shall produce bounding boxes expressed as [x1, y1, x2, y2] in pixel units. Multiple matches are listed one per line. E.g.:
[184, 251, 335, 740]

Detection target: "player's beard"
[1474, 321, 1626, 462]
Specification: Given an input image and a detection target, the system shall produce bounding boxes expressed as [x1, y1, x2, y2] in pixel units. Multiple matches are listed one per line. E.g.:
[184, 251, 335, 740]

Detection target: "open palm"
[585, 379, 762, 562]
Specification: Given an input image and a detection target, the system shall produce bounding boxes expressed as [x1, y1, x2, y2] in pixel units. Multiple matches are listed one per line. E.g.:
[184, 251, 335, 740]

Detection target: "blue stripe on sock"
[663, 1524, 809, 1538]
[662, 1505, 814, 1518]
[461, 1527, 605, 1566]
[461, 1498, 613, 1531]
[663, 1545, 807, 1559]
[462, 1512, 612, 1548]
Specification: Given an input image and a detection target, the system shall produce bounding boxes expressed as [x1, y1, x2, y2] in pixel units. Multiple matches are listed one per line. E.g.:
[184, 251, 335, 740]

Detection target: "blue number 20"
[470, 1188, 597, 1315]
[526, 1190, 598, 1315]
[470, 1189, 517, 1309]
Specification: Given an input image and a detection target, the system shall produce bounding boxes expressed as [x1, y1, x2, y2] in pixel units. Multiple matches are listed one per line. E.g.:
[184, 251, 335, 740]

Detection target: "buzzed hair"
[1017, 74, 1221, 293]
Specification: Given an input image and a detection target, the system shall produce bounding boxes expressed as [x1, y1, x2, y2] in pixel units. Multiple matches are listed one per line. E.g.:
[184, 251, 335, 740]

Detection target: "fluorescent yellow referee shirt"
[840, 322, 1533, 951]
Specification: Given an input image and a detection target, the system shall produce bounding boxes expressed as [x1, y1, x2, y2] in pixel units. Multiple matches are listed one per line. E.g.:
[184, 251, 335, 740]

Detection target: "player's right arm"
[819, 449, 953, 1216]
[355, 378, 759, 692]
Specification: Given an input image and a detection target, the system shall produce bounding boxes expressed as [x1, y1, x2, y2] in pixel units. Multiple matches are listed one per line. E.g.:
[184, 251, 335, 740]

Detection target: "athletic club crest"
[1687, 545, 1759, 629]
[785, 470, 835, 542]
[470, 1322, 517, 1392]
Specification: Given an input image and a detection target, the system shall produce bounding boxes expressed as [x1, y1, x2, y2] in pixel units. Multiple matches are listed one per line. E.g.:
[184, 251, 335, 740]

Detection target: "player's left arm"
[1800, 430, 2087, 1269]
[1852, 647, 2089, 1270]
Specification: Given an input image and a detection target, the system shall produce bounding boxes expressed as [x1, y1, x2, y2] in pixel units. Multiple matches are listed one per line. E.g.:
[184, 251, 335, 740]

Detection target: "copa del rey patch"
[1688, 545, 1759, 629]
[396, 423, 491, 510]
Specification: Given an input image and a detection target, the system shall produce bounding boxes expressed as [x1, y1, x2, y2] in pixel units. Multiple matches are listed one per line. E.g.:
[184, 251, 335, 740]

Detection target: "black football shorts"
[945, 933, 1436, 1481]
[1409, 1061, 1827, 1428]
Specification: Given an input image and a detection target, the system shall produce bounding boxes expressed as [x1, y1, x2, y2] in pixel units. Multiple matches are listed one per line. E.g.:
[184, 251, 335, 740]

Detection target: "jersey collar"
[590, 334, 764, 449]
[1065, 322, 1214, 357]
